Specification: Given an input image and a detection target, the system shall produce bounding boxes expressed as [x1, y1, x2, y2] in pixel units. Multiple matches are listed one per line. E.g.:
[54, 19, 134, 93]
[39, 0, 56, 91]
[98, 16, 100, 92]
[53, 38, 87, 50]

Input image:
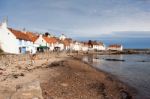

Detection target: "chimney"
[1, 17, 8, 29]
[22, 28, 26, 34]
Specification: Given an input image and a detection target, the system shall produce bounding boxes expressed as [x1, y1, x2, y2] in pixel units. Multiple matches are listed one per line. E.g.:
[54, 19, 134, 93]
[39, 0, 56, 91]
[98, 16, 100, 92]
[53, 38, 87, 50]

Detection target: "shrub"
[0, 48, 3, 53]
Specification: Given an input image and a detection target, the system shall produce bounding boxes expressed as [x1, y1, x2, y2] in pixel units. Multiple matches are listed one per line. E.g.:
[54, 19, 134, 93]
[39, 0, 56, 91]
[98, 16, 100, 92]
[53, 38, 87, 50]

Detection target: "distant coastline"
[75, 49, 150, 55]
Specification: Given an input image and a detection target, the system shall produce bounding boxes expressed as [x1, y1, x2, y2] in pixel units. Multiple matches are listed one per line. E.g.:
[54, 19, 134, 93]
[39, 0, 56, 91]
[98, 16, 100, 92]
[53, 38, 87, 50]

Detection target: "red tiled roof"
[65, 38, 72, 42]
[8, 28, 39, 42]
[8, 28, 31, 41]
[43, 37, 58, 44]
[26, 32, 39, 42]
[109, 44, 122, 48]
[97, 42, 104, 46]
[62, 39, 70, 46]
[32, 36, 39, 42]
[91, 41, 104, 46]
[81, 42, 89, 46]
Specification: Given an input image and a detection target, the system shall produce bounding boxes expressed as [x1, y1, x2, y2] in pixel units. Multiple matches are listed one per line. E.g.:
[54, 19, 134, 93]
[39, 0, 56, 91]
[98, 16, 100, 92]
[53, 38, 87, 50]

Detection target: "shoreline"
[72, 55, 137, 97]
[75, 49, 150, 55]
[42, 55, 135, 99]
[0, 53, 136, 99]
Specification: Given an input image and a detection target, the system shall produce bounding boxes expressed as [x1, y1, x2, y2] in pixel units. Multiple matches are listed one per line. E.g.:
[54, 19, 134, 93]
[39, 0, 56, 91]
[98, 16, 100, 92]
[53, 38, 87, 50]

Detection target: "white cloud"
[1, 0, 150, 38]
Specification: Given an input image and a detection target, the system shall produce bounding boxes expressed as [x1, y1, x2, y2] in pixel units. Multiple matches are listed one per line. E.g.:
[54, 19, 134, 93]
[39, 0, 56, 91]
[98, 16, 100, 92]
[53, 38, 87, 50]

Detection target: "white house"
[61, 39, 72, 50]
[34, 35, 48, 48]
[81, 42, 89, 51]
[59, 34, 66, 40]
[54, 41, 64, 51]
[92, 42, 105, 51]
[107, 44, 123, 51]
[71, 41, 82, 51]
[59, 34, 72, 50]
[0, 20, 36, 54]
[34, 35, 62, 51]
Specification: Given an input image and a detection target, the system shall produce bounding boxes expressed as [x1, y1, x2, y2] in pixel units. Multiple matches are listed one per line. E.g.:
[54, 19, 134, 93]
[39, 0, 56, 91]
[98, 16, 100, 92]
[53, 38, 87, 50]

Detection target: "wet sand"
[0, 53, 135, 99]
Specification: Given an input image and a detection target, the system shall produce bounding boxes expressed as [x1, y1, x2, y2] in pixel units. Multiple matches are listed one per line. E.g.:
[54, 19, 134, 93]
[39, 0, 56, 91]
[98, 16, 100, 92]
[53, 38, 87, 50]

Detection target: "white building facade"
[71, 41, 82, 51]
[59, 34, 66, 40]
[0, 21, 37, 54]
[107, 44, 123, 51]
[34, 35, 65, 51]
[93, 44, 105, 51]
[0, 22, 19, 54]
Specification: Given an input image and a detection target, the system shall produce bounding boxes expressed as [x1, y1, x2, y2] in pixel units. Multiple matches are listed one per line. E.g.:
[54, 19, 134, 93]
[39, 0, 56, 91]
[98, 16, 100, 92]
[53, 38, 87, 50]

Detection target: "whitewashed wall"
[93, 45, 105, 50]
[54, 42, 64, 51]
[34, 35, 48, 47]
[72, 42, 81, 51]
[81, 46, 89, 51]
[65, 45, 70, 50]
[0, 26, 19, 54]
[59, 34, 66, 40]
[107, 46, 123, 51]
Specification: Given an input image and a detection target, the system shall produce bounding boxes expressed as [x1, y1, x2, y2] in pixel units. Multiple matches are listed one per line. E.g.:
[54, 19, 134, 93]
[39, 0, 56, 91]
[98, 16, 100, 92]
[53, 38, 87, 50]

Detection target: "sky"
[0, 0, 150, 48]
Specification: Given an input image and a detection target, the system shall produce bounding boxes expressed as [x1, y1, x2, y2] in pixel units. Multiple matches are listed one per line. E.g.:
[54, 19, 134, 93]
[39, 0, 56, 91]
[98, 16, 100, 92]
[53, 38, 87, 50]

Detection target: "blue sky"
[0, 0, 150, 48]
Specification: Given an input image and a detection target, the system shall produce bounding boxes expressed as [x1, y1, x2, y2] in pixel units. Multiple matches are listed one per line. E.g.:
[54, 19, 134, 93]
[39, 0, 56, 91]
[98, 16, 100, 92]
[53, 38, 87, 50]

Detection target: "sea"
[82, 54, 150, 99]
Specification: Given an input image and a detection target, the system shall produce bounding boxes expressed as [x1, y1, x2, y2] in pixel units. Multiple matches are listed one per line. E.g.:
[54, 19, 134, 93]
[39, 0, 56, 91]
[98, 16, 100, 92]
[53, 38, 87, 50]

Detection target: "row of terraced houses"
[0, 20, 123, 54]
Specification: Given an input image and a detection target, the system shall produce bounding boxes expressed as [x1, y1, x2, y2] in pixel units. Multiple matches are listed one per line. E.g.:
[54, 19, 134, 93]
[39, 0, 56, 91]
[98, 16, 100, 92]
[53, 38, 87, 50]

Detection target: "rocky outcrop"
[0, 86, 15, 99]
[0, 81, 43, 99]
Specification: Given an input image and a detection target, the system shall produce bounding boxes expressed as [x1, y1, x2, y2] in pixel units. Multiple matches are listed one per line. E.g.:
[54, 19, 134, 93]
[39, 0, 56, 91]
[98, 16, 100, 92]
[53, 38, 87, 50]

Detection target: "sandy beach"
[0, 52, 134, 99]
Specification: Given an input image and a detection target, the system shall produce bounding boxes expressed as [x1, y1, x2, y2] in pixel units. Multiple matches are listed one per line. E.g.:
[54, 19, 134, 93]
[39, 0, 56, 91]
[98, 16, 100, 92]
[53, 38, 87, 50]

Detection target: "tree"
[44, 32, 50, 37]
[0, 48, 3, 53]
[88, 40, 93, 48]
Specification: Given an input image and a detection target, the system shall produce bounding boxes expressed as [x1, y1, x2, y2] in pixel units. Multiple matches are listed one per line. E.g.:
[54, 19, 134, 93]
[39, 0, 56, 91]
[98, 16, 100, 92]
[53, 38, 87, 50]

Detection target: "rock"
[137, 60, 150, 62]
[88, 82, 106, 94]
[47, 61, 64, 68]
[20, 73, 25, 76]
[11, 81, 44, 99]
[105, 76, 114, 82]
[105, 58, 125, 62]
[12, 73, 25, 79]
[13, 74, 18, 78]
[120, 90, 132, 99]
[60, 83, 68, 87]
[0, 86, 15, 99]
[0, 72, 3, 75]
[0, 68, 5, 71]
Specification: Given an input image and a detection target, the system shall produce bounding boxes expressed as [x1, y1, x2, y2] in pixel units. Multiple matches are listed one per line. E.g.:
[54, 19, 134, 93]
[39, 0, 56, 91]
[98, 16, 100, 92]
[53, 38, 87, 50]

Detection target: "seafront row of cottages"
[0, 20, 123, 54]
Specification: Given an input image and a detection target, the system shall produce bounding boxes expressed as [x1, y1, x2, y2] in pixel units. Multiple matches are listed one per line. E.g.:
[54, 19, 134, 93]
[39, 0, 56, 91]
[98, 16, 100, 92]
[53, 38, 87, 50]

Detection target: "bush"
[0, 48, 3, 53]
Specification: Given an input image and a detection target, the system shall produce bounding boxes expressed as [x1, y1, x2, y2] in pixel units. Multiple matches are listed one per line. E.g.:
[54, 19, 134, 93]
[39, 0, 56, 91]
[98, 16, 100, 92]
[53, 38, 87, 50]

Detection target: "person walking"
[29, 47, 37, 65]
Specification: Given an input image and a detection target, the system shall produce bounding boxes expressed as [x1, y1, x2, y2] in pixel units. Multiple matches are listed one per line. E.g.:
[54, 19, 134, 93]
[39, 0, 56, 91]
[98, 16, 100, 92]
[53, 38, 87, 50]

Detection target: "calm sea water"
[82, 54, 150, 99]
